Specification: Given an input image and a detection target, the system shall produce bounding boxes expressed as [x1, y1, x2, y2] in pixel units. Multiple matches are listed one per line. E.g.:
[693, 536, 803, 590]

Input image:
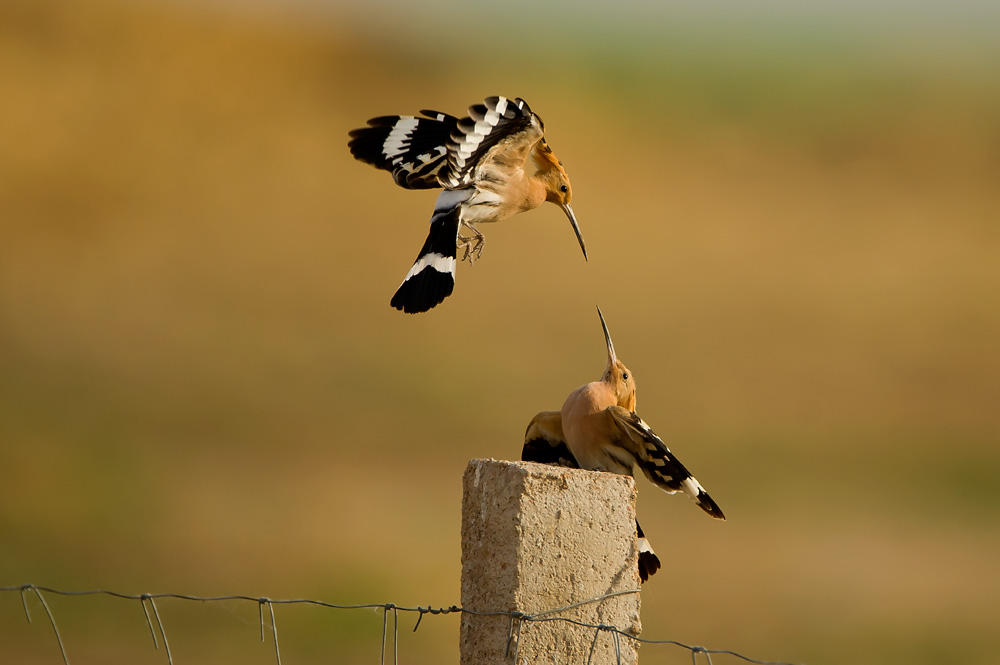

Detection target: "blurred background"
[1, 0, 998, 663]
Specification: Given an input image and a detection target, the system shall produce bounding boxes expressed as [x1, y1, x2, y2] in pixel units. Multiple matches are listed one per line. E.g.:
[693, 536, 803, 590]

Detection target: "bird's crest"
[597, 307, 636, 412]
[532, 141, 572, 201]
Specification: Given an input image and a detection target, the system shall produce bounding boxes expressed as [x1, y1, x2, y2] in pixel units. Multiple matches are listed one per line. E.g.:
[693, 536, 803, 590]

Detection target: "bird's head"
[597, 306, 637, 411]
[535, 140, 587, 260]
[535, 141, 573, 204]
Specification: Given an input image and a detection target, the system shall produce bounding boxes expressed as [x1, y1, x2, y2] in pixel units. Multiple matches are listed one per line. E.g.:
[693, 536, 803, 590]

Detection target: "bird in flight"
[522, 307, 725, 582]
[349, 96, 586, 314]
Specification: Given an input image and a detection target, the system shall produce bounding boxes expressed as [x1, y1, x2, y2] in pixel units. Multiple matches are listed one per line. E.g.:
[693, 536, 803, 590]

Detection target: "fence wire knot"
[412, 604, 460, 632]
[692, 645, 716, 665]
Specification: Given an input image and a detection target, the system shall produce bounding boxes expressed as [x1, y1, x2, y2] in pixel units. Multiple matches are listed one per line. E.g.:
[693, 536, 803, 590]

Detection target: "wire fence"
[2, 584, 800, 665]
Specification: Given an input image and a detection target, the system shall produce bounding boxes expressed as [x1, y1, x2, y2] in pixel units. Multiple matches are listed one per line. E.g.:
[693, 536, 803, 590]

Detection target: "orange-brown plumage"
[522, 307, 726, 581]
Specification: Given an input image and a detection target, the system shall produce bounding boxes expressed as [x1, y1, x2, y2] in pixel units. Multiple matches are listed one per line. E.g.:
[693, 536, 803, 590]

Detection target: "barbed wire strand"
[511, 613, 524, 664]
[380, 605, 388, 665]
[139, 595, 158, 650]
[4, 584, 801, 665]
[145, 595, 172, 665]
[266, 600, 281, 665]
[379, 604, 399, 665]
[530, 587, 639, 619]
[504, 614, 516, 659]
[586, 623, 601, 665]
[411, 604, 459, 633]
[258, 600, 267, 645]
[393, 606, 399, 665]
[18, 585, 69, 665]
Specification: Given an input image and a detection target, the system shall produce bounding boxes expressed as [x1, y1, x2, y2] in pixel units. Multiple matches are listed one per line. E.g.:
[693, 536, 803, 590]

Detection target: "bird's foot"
[457, 233, 485, 265]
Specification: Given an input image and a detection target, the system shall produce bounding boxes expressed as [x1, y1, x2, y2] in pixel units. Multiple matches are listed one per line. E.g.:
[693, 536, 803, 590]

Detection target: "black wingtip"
[698, 490, 726, 521]
[347, 116, 394, 155]
[521, 438, 580, 468]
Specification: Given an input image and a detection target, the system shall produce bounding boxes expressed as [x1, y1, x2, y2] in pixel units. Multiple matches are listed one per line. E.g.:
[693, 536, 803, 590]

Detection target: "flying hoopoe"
[348, 96, 586, 314]
[522, 307, 725, 582]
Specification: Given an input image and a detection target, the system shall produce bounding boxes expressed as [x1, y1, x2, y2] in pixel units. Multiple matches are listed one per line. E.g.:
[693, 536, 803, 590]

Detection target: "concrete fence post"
[460, 459, 642, 665]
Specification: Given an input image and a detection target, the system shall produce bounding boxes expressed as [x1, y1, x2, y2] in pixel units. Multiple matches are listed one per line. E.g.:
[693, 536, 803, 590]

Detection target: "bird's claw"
[458, 234, 485, 265]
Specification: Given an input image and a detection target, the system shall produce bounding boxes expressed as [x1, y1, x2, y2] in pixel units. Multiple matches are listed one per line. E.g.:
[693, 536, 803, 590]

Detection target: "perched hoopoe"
[522, 307, 725, 582]
[348, 96, 586, 314]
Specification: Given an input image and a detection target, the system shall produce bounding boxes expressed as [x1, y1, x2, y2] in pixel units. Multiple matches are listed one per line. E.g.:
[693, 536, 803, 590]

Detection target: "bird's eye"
[560, 185, 568, 193]
[622, 373, 629, 380]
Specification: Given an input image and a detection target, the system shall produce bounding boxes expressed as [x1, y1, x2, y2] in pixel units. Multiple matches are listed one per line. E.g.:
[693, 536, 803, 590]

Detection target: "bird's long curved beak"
[560, 203, 588, 261]
[597, 306, 616, 367]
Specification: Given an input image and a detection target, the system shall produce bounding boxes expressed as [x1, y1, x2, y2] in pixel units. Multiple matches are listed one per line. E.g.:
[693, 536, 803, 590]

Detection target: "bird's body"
[349, 96, 586, 314]
[522, 307, 725, 582]
[561, 384, 636, 475]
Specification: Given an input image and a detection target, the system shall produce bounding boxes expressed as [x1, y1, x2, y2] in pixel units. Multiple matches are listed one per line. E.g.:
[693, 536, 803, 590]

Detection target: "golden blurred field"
[1, 1, 998, 663]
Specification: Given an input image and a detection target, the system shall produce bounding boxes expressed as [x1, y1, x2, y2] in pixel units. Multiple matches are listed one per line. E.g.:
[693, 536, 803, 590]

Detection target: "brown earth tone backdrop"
[1, 1, 998, 664]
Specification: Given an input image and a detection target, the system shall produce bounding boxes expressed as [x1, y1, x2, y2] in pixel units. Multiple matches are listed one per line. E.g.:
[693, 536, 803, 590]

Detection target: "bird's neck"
[522, 177, 549, 211]
[600, 378, 635, 411]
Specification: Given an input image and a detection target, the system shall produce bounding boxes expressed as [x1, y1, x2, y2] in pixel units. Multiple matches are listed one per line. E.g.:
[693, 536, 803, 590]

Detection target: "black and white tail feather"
[388, 190, 464, 313]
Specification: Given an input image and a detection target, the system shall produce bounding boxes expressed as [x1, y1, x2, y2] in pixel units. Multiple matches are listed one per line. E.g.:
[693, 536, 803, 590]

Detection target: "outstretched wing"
[522, 411, 578, 467]
[606, 406, 726, 520]
[348, 110, 458, 189]
[441, 96, 540, 189]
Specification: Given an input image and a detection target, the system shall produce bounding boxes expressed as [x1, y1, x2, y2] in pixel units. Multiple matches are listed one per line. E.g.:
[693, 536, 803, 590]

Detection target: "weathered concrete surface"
[460, 459, 641, 665]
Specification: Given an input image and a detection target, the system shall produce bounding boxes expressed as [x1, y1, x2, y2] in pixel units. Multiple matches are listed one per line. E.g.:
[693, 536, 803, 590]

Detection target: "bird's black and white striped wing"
[441, 96, 539, 189]
[522, 411, 579, 467]
[348, 110, 458, 189]
[607, 406, 726, 520]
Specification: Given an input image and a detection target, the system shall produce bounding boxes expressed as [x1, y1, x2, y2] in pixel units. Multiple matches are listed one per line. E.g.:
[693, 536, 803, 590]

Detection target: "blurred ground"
[1, 0, 998, 663]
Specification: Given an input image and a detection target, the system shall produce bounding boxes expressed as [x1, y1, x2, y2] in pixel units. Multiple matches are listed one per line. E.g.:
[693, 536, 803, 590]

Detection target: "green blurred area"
[1, 0, 998, 663]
